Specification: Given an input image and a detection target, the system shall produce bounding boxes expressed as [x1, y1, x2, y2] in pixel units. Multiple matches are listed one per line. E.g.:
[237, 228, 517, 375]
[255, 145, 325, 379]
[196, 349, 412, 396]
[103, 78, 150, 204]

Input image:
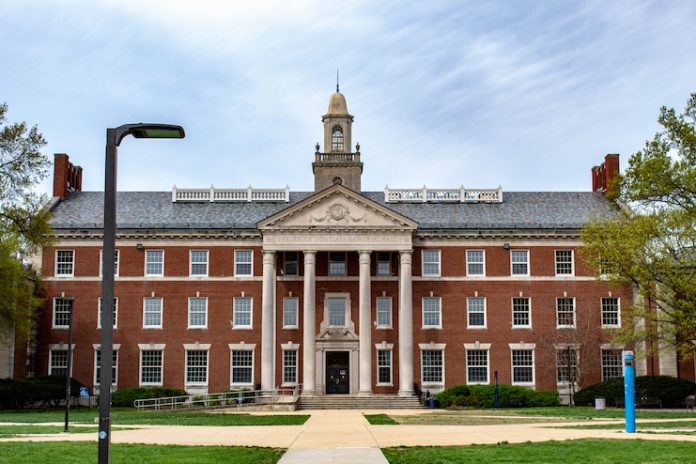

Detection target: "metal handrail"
[134, 388, 284, 411]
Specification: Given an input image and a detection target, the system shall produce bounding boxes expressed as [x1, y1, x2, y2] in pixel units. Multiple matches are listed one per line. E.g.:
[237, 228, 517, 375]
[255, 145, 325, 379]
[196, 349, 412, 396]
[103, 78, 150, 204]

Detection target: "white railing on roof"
[172, 185, 290, 203]
[384, 185, 503, 203]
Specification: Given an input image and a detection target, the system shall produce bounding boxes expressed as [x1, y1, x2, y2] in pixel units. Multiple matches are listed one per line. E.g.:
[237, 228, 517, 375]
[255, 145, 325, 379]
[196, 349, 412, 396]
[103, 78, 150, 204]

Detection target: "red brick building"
[30, 90, 691, 400]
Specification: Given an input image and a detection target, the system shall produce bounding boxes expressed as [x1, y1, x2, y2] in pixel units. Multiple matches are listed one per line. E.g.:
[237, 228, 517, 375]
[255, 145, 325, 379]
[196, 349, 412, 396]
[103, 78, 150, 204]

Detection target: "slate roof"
[48, 191, 616, 231]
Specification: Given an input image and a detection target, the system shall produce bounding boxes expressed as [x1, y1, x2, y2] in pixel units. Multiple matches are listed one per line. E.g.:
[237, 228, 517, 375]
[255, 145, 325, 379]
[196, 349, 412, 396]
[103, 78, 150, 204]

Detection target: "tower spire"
[336, 68, 339, 93]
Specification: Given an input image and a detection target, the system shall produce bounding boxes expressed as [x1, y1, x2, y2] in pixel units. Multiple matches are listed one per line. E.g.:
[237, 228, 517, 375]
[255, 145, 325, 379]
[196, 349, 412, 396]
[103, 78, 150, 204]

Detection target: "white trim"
[184, 347, 210, 387]
[376, 347, 394, 386]
[138, 345, 165, 386]
[466, 296, 487, 329]
[466, 249, 486, 276]
[421, 249, 441, 277]
[281, 342, 300, 350]
[511, 296, 532, 329]
[376, 296, 393, 329]
[281, 346, 299, 386]
[54, 249, 75, 277]
[510, 249, 530, 277]
[51, 297, 73, 329]
[183, 343, 211, 350]
[138, 343, 166, 350]
[189, 249, 209, 277]
[234, 249, 254, 277]
[187, 297, 208, 329]
[421, 296, 442, 329]
[282, 297, 299, 329]
[143, 297, 163, 329]
[554, 249, 575, 277]
[464, 346, 490, 385]
[376, 251, 392, 276]
[99, 249, 120, 277]
[283, 251, 299, 276]
[601, 296, 622, 328]
[463, 342, 492, 350]
[323, 293, 352, 329]
[419, 344, 445, 387]
[144, 249, 165, 277]
[48, 346, 74, 376]
[510, 347, 536, 386]
[93, 346, 119, 386]
[555, 296, 576, 329]
[233, 296, 254, 329]
[418, 342, 447, 350]
[228, 343, 256, 350]
[328, 251, 347, 276]
[508, 343, 536, 350]
[98, 297, 119, 329]
[229, 346, 255, 387]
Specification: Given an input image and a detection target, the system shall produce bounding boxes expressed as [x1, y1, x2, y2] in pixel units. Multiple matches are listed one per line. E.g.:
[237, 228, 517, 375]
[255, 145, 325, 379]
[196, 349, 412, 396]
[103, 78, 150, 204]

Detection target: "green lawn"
[0, 408, 309, 426]
[552, 420, 696, 430]
[364, 413, 575, 426]
[427, 407, 695, 420]
[0, 442, 283, 464]
[383, 439, 696, 464]
[0, 424, 99, 438]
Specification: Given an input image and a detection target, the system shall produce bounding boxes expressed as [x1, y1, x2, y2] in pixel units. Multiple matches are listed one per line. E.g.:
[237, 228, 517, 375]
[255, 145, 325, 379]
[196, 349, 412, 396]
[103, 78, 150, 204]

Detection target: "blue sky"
[2, 0, 694, 195]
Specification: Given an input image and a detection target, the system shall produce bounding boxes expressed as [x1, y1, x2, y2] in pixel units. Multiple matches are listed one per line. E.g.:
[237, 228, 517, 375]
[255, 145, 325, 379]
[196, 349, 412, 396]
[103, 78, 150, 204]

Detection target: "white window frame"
[229, 344, 255, 387]
[144, 249, 165, 277]
[283, 297, 299, 329]
[422, 297, 442, 329]
[466, 297, 487, 329]
[184, 347, 210, 386]
[52, 297, 73, 329]
[466, 250, 486, 276]
[138, 345, 165, 386]
[234, 249, 253, 277]
[93, 345, 119, 387]
[283, 251, 298, 276]
[556, 297, 576, 328]
[98, 297, 118, 329]
[555, 345, 580, 385]
[143, 297, 163, 329]
[419, 344, 446, 387]
[601, 348, 624, 381]
[511, 296, 532, 328]
[464, 344, 490, 385]
[376, 252, 391, 276]
[282, 347, 299, 386]
[376, 297, 392, 329]
[376, 348, 393, 386]
[554, 250, 574, 276]
[510, 249, 530, 276]
[48, 346, 73, 376]
[509, 343, 536, 386]
[233, 297, 253, 329]
[188, 297, 208, 329]
[99, 249, 120, 277]
[421, 250, 441, 277]
[601, 297, 621, 328]
[55, 249, 75, 277]
[327, 296, 348, 327]
[328, 251, 347, 276]
[189, 249, 209, 277]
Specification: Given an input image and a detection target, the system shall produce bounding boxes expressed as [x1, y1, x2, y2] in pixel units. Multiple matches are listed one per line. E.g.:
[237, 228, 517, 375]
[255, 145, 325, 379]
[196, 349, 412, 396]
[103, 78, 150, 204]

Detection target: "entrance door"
[325, 351, 350, 394]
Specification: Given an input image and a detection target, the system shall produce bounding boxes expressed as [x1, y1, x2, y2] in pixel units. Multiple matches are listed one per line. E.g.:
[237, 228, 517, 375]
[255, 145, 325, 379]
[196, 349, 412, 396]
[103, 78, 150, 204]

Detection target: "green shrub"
[111, 387, 187, 408]
[436, 384, 559, 408]
[0, 376, 85, 409]
[575, 376, 696, 407]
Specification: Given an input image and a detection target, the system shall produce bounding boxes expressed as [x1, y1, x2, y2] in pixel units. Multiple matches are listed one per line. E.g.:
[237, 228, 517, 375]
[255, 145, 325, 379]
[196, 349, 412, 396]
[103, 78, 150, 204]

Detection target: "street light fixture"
[99, 123, 184, 464]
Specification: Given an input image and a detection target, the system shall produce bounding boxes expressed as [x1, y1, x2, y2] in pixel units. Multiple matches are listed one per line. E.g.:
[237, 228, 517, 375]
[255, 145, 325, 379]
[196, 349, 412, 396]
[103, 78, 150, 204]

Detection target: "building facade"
[29, 90, 695, 398]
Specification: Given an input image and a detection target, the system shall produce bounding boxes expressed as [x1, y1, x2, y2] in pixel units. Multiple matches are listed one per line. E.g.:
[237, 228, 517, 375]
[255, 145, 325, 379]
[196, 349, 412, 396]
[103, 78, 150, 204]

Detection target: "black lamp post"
[99, 124, 185, 464]
[64, 298, 74, 433]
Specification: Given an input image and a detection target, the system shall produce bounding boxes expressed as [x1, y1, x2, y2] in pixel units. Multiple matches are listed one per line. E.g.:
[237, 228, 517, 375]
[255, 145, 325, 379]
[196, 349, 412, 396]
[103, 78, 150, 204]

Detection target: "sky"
[1, 0, 695, 195]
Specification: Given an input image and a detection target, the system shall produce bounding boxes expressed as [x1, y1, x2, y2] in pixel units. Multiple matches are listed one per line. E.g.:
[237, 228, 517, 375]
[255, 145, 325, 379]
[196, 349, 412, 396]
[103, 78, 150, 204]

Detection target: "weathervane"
[336, 68, 339, 93]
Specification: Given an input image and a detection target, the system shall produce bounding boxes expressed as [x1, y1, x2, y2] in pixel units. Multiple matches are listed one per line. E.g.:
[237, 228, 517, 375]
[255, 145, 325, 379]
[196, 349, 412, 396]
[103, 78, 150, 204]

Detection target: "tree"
[582, 92, 696, 359]
[0, 102, 50, 341]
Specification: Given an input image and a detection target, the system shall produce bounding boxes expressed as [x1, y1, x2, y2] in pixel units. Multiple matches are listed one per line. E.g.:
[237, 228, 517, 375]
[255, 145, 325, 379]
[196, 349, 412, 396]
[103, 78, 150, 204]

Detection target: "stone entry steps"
[297, 394, 422, 410]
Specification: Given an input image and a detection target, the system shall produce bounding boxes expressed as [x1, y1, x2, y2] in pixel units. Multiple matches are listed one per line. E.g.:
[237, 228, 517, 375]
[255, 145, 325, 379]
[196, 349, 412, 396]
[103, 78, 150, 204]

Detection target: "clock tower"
[313, 88, 363, 192]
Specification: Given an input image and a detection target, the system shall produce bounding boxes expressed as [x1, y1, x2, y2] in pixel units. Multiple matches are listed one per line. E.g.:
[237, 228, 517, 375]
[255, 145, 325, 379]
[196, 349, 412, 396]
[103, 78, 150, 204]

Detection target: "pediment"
[257, 185, 418, 231]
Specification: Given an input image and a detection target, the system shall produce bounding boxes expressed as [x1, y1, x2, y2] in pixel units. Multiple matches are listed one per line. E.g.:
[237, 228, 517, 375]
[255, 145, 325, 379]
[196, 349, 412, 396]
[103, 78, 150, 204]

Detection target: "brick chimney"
[591, 154, 619, 197]
[52, 153, 83, 199]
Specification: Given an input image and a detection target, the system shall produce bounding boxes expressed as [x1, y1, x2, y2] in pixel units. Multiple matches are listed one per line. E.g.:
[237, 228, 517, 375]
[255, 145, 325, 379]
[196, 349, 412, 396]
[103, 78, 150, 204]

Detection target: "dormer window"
[331, 125, 344, 152]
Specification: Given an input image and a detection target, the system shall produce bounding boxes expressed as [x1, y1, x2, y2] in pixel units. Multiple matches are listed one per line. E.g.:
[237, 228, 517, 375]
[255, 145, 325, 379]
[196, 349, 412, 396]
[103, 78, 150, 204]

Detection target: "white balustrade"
[384, 185, 503, 203]
[172, 185, 290, 203]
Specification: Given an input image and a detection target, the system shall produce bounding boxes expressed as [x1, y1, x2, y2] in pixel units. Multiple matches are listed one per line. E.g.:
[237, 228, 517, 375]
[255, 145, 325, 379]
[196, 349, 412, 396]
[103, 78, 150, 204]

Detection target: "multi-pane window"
[511, 350, 534, 384]
[284, 252, 298, 276]
[283, 350, 298, 385]
[601, 349, 623, 380]
[186, 350, 208, 384]
[49, 349, 69, 376]
[55, 250, 74, 276]
[421, 350, 444, 384]
[377, 252, 391, 276]
[467, 297, 486, 328]
[140, 350, 163, 385]
[512, 297, 531, 327]
[556, 297, 576, 327]
[143, 297, 163, 328]
[189, 250, 208, 276]
[328, 297, 346, 326]
[556, 348, 578, 384]
[99, 249, 120, 277]
[329, 252, 346, 275]
[53, 298, 73, 328]
[235, 250, 253, 276]
[283, 297, 299, 328]
[231, 350, 253, 385]
[145, 250, 164, 276]
[511, 250, 529, 276]
[466, 250, 485, 276]
[601, 297, 620, 327]
[377, 350, 392, 384]
[94, 349, 118, 385]
[331, 125, 343, 151]
[466, 349, 489, 384]
[422, 297, 441, 328]
[376, 297, 392, 327]
[98, 298, 118, 329]
[188, 297, 208, 328]
[555, 250, 574, 275]
[233, 297, 252, 328]
[422, 250, 441, 277]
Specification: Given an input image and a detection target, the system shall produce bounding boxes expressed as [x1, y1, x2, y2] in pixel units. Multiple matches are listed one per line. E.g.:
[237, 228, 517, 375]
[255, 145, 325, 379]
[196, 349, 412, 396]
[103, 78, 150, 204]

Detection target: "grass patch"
[0, 408, 308, 426]
[441, 407, 695, 420]
[364, 414, 398, 425]
[552, 420, 696, 430]
[383, 439, 696, 463]
[0, 442, 283, 463]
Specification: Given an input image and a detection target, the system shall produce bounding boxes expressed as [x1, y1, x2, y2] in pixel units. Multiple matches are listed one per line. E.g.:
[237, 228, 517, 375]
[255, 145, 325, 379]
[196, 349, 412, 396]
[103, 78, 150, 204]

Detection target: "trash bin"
[427, 398, 439, 409]
[595, 397, 606, 410]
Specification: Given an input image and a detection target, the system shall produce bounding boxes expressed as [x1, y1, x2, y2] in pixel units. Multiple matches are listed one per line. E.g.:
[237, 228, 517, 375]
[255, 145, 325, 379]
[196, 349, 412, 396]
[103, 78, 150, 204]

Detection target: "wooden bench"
[615, 396, 663, 409]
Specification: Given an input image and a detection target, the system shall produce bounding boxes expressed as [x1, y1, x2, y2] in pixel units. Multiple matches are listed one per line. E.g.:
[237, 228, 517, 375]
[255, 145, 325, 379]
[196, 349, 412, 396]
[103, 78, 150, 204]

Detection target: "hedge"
[0, 376, 86, 409]
[436, 384, 559, 408]
[575, 375, 696, 407]
[111, 387, 187, 408]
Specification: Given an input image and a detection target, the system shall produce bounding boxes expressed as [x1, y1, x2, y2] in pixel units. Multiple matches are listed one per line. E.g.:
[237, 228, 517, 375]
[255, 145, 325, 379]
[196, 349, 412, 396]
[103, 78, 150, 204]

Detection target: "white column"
[398, 250, 414, 396]
[261, 250, 275, 391]
[358, 250, 372, 396]
[302, 251, 317, 395]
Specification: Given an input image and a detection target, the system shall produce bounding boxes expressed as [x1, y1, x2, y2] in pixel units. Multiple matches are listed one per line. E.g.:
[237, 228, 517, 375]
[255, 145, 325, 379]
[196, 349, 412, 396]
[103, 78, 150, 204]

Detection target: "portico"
[257, 184, 418, 396]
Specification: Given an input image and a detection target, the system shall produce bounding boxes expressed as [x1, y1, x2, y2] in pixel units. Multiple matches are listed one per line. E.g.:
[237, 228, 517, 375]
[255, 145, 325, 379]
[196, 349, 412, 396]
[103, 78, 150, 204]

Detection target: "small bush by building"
[0, 376, 85, 409]
[435, 384, 559, 408]
[575, 376, 696, 408]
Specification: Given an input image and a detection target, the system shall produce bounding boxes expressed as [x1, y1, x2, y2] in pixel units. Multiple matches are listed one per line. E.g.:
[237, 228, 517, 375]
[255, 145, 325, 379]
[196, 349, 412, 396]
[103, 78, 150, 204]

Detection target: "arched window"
[331, 125, 344, 152]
